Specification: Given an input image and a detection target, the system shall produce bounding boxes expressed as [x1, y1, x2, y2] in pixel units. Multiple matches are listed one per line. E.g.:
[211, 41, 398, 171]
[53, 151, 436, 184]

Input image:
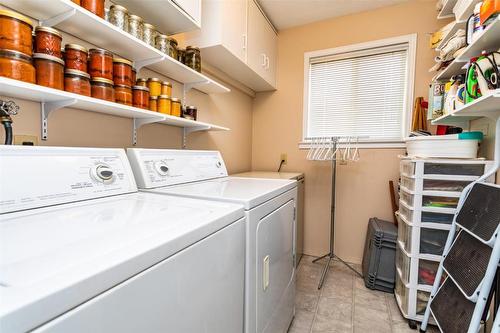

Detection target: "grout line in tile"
[384, 292, 395, 333]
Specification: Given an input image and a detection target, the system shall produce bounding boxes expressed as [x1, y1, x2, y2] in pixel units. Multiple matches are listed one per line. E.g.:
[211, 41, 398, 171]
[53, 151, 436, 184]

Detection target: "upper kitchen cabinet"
[113, 0, 202, 34]
[183, 0, 277, 91]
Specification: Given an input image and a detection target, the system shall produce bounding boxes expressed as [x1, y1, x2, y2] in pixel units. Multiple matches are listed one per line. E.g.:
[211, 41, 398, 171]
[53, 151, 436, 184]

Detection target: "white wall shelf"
[0, 77, 229, 145]
[432, 17, 500, 81]
[431, 93, 500, 127]
[112, 0, 199, 35]
[437, 0, 457, 19]
[436, 19, 467, 50]
[0, 0, 229, 94]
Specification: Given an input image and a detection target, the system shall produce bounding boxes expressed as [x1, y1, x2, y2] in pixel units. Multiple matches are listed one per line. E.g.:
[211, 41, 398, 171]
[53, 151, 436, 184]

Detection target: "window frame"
[301, 34, 417, 149]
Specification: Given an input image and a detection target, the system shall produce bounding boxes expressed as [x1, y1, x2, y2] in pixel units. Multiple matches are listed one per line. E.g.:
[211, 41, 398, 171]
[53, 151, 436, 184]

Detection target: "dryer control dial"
[91, 164, 115, 184]
[154, 161, 170, 176]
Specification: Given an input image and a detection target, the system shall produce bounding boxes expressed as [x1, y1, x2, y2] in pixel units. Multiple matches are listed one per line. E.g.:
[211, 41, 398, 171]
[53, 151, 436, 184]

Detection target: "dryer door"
[256, 200, 295, 333]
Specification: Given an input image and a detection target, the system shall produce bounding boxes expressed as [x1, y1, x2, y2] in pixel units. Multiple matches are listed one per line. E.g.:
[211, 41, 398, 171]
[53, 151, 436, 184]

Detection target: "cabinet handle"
[266, 55, 270, 70]
[263, 255, 270, 291]
[261, 53, 266, 67]
[242, 34, 247, 50]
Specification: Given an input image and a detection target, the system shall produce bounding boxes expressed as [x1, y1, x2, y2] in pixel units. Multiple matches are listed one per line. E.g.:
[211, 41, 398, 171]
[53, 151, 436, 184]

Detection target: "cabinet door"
[221, 0, 248, 62]
[247, 0, 277, 86]
[175, 0, 202, 25]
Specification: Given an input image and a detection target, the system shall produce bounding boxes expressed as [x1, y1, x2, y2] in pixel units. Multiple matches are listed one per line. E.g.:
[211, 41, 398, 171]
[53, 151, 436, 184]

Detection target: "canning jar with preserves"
[149, 96, 158, 112]
[115, 84, 132, 106]
[171, 97, 181, 117]
[64, 69, 91, 96]
[33, 53, 65, 90]
[161, 81, 172, 96]
[136, 78, 147, 87]
[91, 77, 115, 102]
[64, 44, 88, 72]
[88, 48, 113, 80]
[81, 0, 105, 19]
[167, 37, 178, 59]
[34, 26, 62, 58]
[158, 95, 171, 115]
[109, 4, 128, 31]
[0, 49, 35, 83]
[132, 85, 149, 109]
[155, 34, 169, 54]
[113, 57, 133, 87]
[0, 10, 33, 56]
[131, 67, 136, 84]
[142, 23, 156, 46]
[71, 0, 81, 5]
[128, 15, 143, 40]
[185, 46, 201, 72]
[183, 105, 197, 120]
[147, 78, 161, 97]
[177, 48, 186, 64]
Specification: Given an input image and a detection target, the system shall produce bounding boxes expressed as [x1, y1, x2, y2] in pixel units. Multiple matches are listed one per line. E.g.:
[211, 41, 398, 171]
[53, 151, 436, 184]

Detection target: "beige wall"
[251, 0, 445, 263]
[0, 7, 254, 174]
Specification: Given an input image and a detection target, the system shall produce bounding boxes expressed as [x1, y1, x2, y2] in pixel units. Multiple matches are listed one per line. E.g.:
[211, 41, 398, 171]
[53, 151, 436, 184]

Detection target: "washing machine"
[0, 146, 246, 333]
[127, 148, 297, 333]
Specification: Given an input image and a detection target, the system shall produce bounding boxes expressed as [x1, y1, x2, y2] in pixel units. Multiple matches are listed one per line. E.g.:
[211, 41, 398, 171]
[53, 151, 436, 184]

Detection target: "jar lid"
[186, 46, 200, 51]
[156, 34, 168, 40]
[65, 69, 90, 79]
[89, 48, 113, 57]
[148, 77, 161, 82]
[150, 96, 158, 100]
[113, 57, 133, 66]
[110, 4, 128, 13]
[167, 37, 178, 45]
[161, 81, 172, 87]
[0, 9, 33, 27]
[92, 77, 114, 85]
[0, 48, 32, 62]
[33, 53, 65, 65]
[143, 23, 155, 29]
[136, 78, 147, 83]
[65, 43, 88, 53]
[114, 84, 132, 89]
[159, 95, 171, 99]
[186, 105, 197, 109]
[171, 97, 181, 102]
[133, 85, 150, 91]
[128, 14, 143, 21]
[35, 26, 63, 38]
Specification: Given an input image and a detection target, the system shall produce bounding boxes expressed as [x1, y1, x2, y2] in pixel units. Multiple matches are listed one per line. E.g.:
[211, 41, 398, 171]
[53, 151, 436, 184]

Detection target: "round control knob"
[155, 162, 169, 176]
[91, 164, 115, 184]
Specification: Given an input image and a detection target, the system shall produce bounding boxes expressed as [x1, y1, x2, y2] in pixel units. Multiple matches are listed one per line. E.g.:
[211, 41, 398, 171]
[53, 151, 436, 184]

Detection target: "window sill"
[298, 141, 406, 149]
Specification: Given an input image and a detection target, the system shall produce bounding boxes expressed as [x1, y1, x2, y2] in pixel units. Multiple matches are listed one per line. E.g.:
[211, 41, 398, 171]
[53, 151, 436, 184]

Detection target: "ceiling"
[257, 0, 407, 31]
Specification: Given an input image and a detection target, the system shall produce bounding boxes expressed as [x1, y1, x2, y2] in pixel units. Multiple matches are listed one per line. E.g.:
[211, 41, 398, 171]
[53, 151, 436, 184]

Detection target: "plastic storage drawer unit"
[362, 218, 398, 292]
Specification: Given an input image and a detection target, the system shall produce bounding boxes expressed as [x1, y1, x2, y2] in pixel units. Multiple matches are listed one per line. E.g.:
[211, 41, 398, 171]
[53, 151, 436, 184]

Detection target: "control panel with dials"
[127, 149, 228, 189]
[0, 146, 137, 214]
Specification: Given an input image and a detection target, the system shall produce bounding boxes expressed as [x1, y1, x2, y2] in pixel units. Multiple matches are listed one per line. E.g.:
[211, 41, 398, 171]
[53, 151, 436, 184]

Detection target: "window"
[303, 35, 416, 146]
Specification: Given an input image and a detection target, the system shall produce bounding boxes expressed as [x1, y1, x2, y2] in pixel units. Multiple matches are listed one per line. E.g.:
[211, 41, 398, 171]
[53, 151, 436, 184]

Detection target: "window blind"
[306, 45, 409, 141]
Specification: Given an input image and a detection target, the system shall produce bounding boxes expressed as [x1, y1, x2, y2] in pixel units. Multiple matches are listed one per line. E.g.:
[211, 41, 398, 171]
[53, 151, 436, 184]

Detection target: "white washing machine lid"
[144, 177, 297, 210]
[0, 192, 244, 332]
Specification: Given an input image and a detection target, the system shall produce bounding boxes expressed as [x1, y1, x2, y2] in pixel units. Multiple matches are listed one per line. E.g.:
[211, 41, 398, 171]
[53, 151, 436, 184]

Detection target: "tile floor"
[289, 255, 439, 333]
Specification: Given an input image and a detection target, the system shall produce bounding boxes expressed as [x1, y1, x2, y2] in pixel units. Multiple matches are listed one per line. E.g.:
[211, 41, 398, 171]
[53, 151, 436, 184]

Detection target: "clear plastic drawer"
[418, 259, 440, 286]
[400, 160, 487, 177]
[395, 274, 408, 315]
[416, 290, 430, 315]
[401, 176, 416, 191]
[396, 245, 410, 284]
[422, 179, 470, 192]
[421, 211, 454, 225]
[397, 216, 449, 255]
[422, 195, 458, 209]
[400, 190, 415, 207]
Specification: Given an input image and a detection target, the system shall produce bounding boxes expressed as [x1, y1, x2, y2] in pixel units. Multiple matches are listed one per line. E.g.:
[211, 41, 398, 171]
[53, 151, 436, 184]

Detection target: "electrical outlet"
[14, 135, 38, 146]
[280, 153, 288, 165]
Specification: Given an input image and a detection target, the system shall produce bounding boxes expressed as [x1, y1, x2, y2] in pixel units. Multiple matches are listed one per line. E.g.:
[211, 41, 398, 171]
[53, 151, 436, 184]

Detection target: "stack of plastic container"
[394, 157, 495, 329]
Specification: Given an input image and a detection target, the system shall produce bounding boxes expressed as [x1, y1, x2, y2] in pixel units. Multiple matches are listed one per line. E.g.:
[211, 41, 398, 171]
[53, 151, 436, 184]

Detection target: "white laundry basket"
[405, 133, 482, 159]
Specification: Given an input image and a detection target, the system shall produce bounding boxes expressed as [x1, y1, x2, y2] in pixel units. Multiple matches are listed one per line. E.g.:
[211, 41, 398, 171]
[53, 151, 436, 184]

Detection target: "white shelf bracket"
[40, 8, 76, 27]
[183, 80, 211, 105]
[182, 126, 211, 149]
[133, 56, 165, 71]
[41, 99, 77, 140]
[132, 117, 159, 145]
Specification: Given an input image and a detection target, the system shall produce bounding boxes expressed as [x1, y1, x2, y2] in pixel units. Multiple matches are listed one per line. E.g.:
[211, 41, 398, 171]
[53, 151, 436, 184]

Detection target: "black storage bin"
[362, 217, 398, 292]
